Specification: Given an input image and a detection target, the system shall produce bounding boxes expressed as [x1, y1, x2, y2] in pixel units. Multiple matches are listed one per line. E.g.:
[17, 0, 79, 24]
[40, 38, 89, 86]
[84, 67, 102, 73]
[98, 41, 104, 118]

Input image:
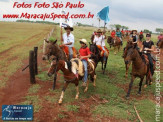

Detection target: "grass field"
[0, 22, 163, 122]
[0, 22, 54, 88]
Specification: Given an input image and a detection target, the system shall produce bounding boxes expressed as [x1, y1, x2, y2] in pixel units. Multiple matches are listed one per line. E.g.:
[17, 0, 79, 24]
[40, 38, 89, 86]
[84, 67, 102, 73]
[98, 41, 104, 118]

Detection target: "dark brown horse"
[89, 43, 108, 74]
[139, 34, 144, 41]
[47, 58, 96, 104]
[125, 46, 155, 98]
[107, 36, 121, 55]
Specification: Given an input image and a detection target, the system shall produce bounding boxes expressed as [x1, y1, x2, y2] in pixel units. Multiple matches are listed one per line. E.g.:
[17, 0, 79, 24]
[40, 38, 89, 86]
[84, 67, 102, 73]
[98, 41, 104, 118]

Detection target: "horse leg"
[103, 57, 108, 74]
[84, 80, 89, 93]
[125, 64, 128, 79]
[93, 74, 96, 87]
[114, 47, 116, 55]
[75, 85, 79, 99]
[138, 77, 144, 95]
[101, 60, 104, 70]
[144, 73, 149, 88]
[126, 75, 135, 98]
[58, 82, 69, 104]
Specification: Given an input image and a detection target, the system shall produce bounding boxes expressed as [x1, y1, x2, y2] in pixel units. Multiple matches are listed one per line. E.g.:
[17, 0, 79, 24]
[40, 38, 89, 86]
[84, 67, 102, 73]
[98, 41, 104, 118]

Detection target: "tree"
[156, 28, 163, 33]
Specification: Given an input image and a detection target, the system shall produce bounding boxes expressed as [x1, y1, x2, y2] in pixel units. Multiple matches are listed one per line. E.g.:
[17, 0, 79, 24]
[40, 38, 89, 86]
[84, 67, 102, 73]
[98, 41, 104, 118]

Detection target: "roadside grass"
[0, 22, 54, 88]
[66, 105, 80, 112]
[21, 95, 42, 113]
[28, 84, 41, 94]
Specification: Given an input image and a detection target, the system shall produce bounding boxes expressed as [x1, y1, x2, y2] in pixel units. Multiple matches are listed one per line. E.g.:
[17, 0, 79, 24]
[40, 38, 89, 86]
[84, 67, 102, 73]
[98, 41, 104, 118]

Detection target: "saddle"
[70, 58, 95, 76]
[60, 45, 77, 59]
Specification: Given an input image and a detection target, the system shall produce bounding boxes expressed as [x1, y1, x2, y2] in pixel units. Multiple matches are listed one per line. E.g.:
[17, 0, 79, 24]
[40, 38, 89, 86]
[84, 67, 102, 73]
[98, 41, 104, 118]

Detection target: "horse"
[139, 34, 144, 41]
[89, 43, 108, 74]
[107, 36, 121, 55]
[42, 39, 77, 61]
[42, 39, 67, 61]
[157, 38, 163, 49]
[122, 41, 133, 79]
[124, 45, 155, 98]
[47, 57, 96, 104]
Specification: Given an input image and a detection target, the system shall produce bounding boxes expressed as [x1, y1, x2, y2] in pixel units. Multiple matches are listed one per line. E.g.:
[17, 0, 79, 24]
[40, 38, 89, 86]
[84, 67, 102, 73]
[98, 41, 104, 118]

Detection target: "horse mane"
[52, 43, 67, 61]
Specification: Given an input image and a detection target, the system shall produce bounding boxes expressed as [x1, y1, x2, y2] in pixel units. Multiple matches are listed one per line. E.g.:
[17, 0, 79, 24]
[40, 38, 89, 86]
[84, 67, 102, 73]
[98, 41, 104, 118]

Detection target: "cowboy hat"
[97, 29, 102, 33]
[80, 39, 87, 45]
[64, 25, 73, 31]
[132, 30, 137, 32]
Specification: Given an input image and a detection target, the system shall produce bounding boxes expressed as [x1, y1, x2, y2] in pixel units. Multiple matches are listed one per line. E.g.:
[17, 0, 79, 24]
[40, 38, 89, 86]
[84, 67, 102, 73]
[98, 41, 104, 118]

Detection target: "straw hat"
[97, 29, 102, 33]
[80, 39, 87, 45]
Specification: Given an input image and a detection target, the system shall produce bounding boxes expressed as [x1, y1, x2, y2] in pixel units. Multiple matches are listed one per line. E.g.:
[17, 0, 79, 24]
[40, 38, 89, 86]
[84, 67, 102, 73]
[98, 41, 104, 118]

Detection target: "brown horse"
[157, 38, 163, 49]
[125, 46, 155, 98]
[107, 36, 121, 55]
[42, 39, 77, 61]
[122, 41, 133, 79]
[42, 39, 67, 61]
[47, 58, 96, 104]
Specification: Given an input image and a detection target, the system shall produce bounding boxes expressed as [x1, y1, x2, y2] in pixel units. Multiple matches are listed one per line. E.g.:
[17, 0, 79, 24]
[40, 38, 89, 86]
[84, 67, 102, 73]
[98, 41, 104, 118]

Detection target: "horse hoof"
[84, 89, 88, 93]
[144, 85, 147, 88]
[58, 100, 62, 104]
[150, 82, 153, 85]
[126, 96, 130, 100]
[137, 92, 141, 95]
[93, 84, 96, 87]
[75, 96, 79, 100]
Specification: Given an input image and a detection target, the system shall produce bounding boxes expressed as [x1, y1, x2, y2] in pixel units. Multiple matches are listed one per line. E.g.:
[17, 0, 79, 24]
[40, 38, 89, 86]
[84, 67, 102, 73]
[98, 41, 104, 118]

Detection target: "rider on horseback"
[79, 39, 91, 86]
[93, 29, 109, 62]
[116, 28, 123, 45]
[130, 30, 138, 48]
[61, 25, 75, 60]
[140, 33, 155, 75]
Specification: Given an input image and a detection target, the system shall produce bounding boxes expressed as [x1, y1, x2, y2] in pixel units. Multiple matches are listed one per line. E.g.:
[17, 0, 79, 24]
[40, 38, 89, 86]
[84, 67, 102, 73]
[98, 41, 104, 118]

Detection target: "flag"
[97, 6, 110, 24]
[60, 10, 73, 28]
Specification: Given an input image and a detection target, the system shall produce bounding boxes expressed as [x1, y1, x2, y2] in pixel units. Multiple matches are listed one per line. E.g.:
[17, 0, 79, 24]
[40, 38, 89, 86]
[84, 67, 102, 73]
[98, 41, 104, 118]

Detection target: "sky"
[0, 0, 163, 32]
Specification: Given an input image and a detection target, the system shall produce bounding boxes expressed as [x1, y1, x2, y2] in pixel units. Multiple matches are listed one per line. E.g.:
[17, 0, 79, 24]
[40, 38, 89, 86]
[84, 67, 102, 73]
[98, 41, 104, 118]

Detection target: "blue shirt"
[116, 32, 121, 37]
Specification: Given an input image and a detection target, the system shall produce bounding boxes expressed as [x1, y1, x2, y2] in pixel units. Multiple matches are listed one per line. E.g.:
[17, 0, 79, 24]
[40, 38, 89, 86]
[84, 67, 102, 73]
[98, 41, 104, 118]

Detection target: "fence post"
[29, 50, 35, 84]
[34, 47, 38, 75]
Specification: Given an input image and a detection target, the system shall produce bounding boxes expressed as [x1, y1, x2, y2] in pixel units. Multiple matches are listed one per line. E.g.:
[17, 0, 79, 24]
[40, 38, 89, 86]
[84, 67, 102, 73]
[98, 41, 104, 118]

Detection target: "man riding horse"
[60, 25, 77, 60]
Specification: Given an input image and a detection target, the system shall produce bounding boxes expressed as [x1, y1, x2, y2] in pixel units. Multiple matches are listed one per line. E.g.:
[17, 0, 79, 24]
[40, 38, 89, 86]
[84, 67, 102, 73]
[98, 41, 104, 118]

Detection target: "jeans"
[102, 46, 107, 62]
[82, 59, 88, 82]
[147, 53, 154, 75]
[68, 47, 73, 60]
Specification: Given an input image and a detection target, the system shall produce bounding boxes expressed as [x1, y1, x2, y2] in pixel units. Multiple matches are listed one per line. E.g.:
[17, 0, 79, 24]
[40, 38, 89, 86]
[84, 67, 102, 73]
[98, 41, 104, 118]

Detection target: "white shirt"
[93, 35, 103, 46]
[101, 35, 106, 46]
[63, 33, 74, 47]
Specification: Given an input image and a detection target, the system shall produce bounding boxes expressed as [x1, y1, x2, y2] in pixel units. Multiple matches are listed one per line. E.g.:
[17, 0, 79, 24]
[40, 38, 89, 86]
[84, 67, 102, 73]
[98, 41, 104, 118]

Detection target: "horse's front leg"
[75, 85, 79, 99]
[138, 77, 144, 95]
[144, 74, 149, 88]
[84, 80, 89, 92]
[103, 57, 108, 74]
[58, 82, 69, 104]
[126, 75, 135, 99]
[114, 46, 117, 55]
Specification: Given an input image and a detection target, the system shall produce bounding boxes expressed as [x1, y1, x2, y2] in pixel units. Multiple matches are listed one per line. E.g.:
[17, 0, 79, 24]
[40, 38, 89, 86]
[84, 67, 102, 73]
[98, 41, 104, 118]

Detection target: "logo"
[2, 105, 33, 121]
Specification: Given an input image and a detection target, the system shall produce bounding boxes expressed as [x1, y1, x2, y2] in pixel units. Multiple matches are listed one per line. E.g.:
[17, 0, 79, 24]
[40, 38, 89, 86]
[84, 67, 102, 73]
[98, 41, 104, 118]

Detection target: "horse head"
[42, 39, 58, 60]
[107, 36, 113, 44]
[124, 46, 137, 64]
[47, 57, 60, 77]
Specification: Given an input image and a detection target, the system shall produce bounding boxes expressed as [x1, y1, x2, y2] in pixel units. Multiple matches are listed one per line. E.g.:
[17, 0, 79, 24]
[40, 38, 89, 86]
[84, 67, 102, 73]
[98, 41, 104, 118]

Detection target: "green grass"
[28, 84, 41, 94]
[0, 22, 54, 88]
[66, 105, 80, 112]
